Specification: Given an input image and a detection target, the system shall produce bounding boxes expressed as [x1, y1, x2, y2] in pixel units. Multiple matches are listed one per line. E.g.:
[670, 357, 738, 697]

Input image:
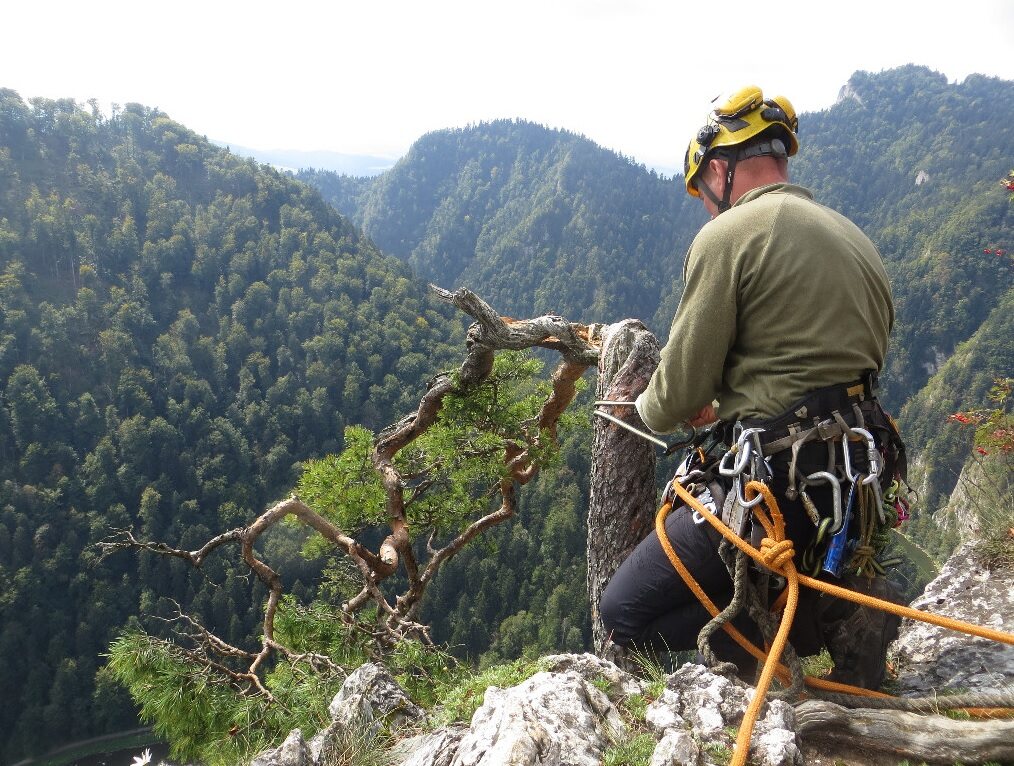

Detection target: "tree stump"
[587, 319, 661, 654]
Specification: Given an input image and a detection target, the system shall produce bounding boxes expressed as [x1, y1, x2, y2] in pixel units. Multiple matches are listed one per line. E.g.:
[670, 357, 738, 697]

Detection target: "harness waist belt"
[738, 375, 876, 456]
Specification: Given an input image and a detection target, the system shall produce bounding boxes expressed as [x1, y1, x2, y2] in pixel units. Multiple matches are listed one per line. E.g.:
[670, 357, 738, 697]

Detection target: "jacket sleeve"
[635, 234, 738, 433]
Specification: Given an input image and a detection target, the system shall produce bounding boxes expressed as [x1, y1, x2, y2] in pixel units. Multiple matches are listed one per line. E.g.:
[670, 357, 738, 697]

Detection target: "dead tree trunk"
[587, 319, 661, 654]
[795, 700, 1014, 764]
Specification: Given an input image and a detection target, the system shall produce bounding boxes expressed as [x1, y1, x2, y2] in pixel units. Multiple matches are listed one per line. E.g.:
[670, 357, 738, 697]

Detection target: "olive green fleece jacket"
[635, 183, 894, 432]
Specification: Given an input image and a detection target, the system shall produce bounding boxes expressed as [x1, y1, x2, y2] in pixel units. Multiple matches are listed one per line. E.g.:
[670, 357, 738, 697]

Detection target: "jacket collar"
[734, 182, 813, 208]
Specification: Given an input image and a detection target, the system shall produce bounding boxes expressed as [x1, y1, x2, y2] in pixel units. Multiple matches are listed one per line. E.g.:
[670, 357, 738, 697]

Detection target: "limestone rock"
[649, 728, 699, 766]
[541, 652, 645, 696]
[645, 664, 802, 766]
[643, 691, 687, 735]
[328, 662, 426, 733]
[447, 669, 626, 766]
[941, 458, 1005, 544]
[393, 725, 468, 766]
[835, 82, 865, 107]
[891, 543, 1014, 695]
[250, 729, 310, 766]
[302, 663, 427, 765]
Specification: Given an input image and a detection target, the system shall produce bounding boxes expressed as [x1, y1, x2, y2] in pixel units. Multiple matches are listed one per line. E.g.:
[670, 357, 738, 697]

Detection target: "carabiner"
[735, 476, 767, 508]
[737, 427, 766, 452]
[718, 427, 764, 477]
[718, 441, 752, 477]
[849, 427, 882, 485]
[804, 470, 843, 535]
[840, 436, 860, 485]
[664, 425, 700, 456]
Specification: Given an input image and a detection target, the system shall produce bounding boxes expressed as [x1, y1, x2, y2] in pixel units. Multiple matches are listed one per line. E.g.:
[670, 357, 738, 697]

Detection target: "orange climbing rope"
[657, 479, 1014, 766]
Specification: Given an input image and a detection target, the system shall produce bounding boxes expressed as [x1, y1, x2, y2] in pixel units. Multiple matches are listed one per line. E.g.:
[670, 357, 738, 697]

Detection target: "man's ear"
[706, 158, 728, 191]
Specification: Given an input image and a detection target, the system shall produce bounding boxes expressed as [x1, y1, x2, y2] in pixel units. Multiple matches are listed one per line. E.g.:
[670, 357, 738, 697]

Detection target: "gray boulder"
[308, 663, 426, 763]
[645, 664, 802, 766]
[648, 728, 700, 766]
[252, 663, 426, 766]
[250, 729, 311, 766]
[328, 662, 426, 731]
[393, 725, 469, 766]
[541, 652, 645, 696]
[891, 543, 1014, 695]
[444, 669, 626, 766]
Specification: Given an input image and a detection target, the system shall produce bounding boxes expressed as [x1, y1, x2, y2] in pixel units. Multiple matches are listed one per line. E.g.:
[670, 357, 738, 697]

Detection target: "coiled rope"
[656, 480, 1014, 766]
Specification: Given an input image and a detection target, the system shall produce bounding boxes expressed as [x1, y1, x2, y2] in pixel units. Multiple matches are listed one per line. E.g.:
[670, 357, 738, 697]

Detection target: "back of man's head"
[684, 86, 799, 214]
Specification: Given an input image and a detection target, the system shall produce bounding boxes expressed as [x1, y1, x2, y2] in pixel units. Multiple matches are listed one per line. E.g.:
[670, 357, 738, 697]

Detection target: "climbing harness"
[595, 381, 911, 579]
[659, 480, 1014, 766]
[729, 377, 909, 580]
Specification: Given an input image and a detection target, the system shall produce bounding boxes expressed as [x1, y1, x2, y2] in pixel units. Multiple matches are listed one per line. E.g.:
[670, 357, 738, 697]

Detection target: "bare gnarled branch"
[431, 285, 601, 365]
[106, 286, 613, 690]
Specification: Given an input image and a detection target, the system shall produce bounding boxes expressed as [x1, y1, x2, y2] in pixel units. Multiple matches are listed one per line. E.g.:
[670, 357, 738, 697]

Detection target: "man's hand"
[686, 404, 718, 428]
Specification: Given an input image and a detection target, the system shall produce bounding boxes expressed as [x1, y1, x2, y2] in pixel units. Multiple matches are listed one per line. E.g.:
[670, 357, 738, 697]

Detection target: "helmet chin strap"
[697, 151, 740, 215]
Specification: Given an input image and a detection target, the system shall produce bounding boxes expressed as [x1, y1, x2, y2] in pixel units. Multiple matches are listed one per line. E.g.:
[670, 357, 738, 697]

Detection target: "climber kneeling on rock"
[599, 85, 908, 689]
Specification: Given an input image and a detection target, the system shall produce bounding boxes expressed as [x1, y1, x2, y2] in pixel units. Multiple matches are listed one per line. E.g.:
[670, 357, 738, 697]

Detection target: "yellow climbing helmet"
[684, 85, 800, 199]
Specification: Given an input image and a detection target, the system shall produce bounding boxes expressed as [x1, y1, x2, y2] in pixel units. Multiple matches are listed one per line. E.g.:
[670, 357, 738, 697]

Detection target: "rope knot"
[761, 537, 795, 572]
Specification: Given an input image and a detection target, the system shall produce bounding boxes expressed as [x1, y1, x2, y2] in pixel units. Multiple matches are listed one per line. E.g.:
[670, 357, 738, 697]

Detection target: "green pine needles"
[297, 426, 388, 534]
[298, 352, 560, 543]
[106, 629, 337, 765]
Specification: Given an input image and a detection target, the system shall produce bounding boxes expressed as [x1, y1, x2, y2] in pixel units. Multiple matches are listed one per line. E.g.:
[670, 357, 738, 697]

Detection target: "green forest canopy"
[0, 89, 466, 758]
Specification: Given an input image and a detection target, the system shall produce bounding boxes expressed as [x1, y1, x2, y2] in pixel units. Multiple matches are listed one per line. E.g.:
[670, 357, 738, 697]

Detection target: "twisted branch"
[104, 286, 602, 687]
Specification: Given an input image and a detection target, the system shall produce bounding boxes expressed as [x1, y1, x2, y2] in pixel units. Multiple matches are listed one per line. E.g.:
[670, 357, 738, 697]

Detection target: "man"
[599, 86, 900, 687]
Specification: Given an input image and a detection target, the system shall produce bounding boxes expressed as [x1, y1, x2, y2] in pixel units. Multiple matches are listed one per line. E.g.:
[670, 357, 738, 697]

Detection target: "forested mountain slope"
[0, 91, 464, 760]
[900, 288, 1014, 509]
[299, 120, 705, 328]
[791, 67, 1014, 504]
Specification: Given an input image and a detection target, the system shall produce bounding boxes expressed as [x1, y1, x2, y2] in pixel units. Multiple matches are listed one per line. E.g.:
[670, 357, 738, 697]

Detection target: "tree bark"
[587, 319, 661, 653]
[795, 699, 1014, 764]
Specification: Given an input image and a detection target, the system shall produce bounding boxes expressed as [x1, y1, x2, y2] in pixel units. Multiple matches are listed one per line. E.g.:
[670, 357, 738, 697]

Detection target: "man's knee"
[599, 575, 638, 647]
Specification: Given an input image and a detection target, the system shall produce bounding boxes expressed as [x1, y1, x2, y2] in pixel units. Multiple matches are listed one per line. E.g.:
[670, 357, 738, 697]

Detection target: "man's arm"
[634, 237, 737, 433]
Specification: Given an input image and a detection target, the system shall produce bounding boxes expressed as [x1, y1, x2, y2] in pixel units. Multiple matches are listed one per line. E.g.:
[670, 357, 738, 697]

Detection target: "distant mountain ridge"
[218, 141, 398, 175]
[300, 119, 704, 331]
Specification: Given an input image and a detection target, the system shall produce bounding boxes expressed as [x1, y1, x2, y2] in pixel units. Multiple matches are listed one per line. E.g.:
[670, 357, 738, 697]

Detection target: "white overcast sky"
[4, 0, 1013, 173]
